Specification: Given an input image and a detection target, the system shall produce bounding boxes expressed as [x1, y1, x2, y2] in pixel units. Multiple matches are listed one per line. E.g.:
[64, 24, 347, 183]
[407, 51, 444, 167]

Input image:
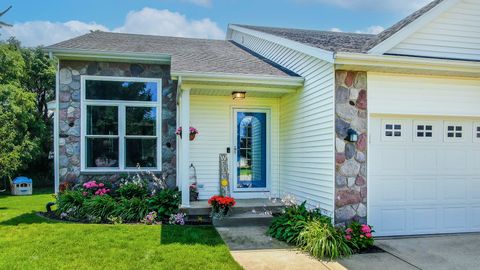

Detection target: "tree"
[0, 84, 46, 181]
[0, 43, 25, 85]
[21, 46, 56, 121]
[0, 6, 12, 28]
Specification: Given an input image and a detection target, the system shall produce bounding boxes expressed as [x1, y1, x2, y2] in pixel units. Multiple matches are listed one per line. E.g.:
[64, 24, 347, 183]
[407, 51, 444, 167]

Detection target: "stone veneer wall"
[58, 60, 177, 186]
[334, 71, 368, 225]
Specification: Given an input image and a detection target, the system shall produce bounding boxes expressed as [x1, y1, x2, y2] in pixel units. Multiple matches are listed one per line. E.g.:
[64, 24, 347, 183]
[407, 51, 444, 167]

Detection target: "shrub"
[344, 222, 375, 251]
[80, 195, 117, 222]
[297, 220, 352, 260]
[56, 190, 86, 218]
[82, 180, 111, 197]
[117, 179, 149, 199]
[114, 197, 149, 222]
[147, 188, 181, 219]
[268, 201, 329, 244]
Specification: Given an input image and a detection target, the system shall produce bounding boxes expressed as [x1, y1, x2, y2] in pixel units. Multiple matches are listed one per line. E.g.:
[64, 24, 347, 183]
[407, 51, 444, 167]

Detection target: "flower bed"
[208, 195, 236, 218]
[267, 199, 375, 260]
[54, 176, 183, 225]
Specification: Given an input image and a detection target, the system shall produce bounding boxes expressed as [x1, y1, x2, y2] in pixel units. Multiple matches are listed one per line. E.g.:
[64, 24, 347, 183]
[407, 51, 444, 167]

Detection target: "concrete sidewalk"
[215, 225, 346, 270]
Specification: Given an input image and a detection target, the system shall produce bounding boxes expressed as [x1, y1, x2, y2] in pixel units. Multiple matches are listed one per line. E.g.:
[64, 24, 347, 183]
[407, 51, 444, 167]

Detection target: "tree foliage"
[0, 84, 46, 180]
[0, 43, 24, 85]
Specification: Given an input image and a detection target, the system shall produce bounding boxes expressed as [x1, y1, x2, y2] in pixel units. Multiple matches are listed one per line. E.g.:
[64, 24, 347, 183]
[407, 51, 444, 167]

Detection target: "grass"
[0, 188, 242, 270]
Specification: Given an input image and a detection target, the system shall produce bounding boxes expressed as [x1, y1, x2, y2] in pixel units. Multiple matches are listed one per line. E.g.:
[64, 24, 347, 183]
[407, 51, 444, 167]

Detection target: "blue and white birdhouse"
[11, 177, 33, 196]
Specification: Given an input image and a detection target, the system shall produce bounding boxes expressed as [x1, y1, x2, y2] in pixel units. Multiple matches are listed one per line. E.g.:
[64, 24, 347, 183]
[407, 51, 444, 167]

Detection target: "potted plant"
[208, 195, 236, 218]
[190, 183, 199, 201]
[175, 126, 199, 141]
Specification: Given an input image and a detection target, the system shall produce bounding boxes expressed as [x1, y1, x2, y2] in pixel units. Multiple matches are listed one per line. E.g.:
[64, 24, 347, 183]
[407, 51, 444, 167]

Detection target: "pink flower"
[345, 235, 352, 241]
[98, 183, 104, 187]
[366, 232, 372, 238]
[361, 224, 371, 233]
[345, 228, 353, 234]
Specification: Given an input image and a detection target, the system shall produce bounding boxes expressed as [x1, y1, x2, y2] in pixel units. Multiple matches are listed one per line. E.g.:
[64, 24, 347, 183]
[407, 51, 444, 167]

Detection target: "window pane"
[126, 107, 156, 136]
[86, 80, 158, 101]
[86, 138, 119, 168]
[87, 106, 118, 135]
[125, 139, 157, 168]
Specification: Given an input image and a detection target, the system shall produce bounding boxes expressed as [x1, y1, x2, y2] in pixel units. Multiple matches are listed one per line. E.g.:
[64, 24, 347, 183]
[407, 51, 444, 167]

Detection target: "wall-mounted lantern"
[346, 128, 359, 142]
[232, 91, 246, 100]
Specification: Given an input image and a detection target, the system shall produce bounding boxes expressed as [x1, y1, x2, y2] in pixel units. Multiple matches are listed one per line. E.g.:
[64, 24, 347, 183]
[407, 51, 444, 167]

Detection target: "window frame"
[80, 75, 162, 172]
[474, 122, 480, 143]
[413, 121, 435, 142]
[444, 121, 465, 142]
[381, 120, 406, 141]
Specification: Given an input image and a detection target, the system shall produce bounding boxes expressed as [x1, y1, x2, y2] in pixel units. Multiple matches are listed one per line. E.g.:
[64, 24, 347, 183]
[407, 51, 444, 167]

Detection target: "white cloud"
[329, 25, 385, 35]
[299, 0, 431, 13]
[113, 8, 224, 39]
[355, 25, 385, 34]
[329, 27, 343, 32]
[0, 20, 108, 47]
[182, 0, 212, 7]
[0, 8, 224, 47]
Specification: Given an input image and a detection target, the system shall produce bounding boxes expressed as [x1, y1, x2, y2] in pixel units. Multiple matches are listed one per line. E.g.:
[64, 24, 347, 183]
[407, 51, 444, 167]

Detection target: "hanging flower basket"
[176, 126, 199, 141]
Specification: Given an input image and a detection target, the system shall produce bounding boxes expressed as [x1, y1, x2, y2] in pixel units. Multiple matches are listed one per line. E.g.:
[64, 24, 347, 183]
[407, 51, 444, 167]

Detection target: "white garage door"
[369, 116, 480, 236]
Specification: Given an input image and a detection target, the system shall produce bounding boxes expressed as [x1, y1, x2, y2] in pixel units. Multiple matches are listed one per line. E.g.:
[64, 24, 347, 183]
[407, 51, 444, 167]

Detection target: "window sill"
[80, 169, 162, 175]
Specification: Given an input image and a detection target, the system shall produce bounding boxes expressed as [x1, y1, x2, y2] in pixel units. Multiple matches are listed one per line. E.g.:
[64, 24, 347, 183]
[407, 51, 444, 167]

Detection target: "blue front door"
[234, 110, 268, 191]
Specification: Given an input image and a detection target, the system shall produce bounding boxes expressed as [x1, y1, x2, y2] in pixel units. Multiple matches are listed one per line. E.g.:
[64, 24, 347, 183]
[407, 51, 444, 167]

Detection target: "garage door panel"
[370, 117, 480, 236]
[412, 178, 437, 201]
[412, 208, 438, 232]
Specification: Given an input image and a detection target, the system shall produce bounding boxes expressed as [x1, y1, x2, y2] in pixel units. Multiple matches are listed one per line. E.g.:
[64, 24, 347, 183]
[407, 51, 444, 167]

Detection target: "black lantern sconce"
[346, 128, 358, 142]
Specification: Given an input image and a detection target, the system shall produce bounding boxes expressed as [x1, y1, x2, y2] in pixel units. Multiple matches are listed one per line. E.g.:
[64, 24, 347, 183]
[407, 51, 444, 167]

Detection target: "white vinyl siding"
[387, 0, 480, 61]
[230, 30, 336, 214]
[189, 95, 280, 200]
[368, 72, 480, 117]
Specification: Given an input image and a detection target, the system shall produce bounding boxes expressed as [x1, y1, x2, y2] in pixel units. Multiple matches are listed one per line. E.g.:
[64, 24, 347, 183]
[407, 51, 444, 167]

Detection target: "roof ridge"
[233, 24, 376, 37]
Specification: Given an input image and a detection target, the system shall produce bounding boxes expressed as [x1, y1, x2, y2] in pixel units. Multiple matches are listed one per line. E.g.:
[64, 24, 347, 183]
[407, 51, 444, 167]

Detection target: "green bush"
[344, 222, 375, 251]
[116, 181, 149, 199]
[56, 190, 85, 218]
[114, 197, 149, 222]
[81, 195, 117, 222]
[297, 220, 352, 260]
[268, 201, 329, 244]
[147, 188, 181, 219]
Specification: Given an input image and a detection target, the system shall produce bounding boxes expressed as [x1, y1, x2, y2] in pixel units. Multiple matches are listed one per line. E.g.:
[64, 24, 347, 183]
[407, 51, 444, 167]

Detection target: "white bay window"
[81, 76, 162, 171]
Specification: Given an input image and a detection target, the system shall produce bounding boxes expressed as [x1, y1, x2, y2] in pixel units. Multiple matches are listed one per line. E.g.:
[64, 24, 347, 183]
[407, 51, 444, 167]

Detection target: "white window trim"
[381, 120, 406, 142]
[80, 75, 162, 173]
[413, 121, 435, 142]
[473, 122, 480, 143]
[444, 121, 465, 143]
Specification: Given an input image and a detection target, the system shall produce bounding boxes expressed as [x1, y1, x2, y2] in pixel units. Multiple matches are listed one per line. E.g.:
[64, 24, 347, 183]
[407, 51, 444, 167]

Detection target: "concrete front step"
[213, 212, 275, 227]
[184, 198, 285, 216]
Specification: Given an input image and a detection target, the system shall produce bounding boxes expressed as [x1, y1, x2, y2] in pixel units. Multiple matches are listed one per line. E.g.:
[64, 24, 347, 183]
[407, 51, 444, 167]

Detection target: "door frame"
[231, 107, 271, 196]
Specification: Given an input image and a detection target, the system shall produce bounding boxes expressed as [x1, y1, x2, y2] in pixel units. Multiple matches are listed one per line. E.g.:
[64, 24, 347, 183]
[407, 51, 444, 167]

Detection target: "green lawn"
[0, 189, 241, 270]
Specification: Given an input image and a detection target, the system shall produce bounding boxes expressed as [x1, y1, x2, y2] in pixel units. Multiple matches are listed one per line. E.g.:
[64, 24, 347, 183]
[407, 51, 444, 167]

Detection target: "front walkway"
[216, 225, 346, 270]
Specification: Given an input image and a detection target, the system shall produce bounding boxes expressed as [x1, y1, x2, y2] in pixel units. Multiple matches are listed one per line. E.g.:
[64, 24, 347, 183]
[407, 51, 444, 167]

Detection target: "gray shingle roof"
[45, 31, 298, 77]
[364, 0, 445, 51]
[234, 0, 445, 53]
[234, 25, 375, 53]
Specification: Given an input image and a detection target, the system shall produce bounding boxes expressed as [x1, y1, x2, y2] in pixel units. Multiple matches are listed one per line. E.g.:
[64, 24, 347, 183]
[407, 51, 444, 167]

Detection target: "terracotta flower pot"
[189, 133, 196, 141]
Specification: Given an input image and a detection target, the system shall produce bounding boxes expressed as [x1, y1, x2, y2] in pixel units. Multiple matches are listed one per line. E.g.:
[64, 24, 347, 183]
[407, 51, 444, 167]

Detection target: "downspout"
[53, 55, 60, 194]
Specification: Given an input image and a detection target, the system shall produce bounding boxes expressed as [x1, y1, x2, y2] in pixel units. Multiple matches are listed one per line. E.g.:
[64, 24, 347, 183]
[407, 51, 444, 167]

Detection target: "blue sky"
[0, 0, 432, 47]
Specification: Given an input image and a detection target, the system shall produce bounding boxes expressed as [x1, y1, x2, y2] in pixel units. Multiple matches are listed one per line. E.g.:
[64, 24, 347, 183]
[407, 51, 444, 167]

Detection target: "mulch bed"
[356, 245, 386, 254]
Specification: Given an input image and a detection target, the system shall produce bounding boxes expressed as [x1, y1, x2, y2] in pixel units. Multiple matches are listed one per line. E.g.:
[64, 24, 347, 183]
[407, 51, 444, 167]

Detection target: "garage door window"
[445, 122, 464, 142]
[416, 124, 433, 138]
[382, 122, 404, 141]
[474, 123, 480, 142]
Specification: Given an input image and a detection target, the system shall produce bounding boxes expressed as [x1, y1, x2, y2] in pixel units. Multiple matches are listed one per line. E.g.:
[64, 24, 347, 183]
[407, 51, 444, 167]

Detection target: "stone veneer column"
[58, 61, 177, 187]
[334, 71, 368, 225]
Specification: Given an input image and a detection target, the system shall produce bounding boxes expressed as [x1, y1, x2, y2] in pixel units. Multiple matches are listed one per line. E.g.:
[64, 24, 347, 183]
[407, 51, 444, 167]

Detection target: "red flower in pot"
[176, 126, 199, 141]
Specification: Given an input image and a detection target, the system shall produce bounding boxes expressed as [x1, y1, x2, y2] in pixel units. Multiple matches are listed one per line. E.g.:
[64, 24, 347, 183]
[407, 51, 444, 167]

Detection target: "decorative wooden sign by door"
[219, 153, 230, 196]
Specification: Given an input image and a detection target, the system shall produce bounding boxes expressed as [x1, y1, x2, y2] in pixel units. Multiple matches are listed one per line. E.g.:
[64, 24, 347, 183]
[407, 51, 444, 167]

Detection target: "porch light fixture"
[346, 128, 359, 142]
[232, 91, 246, 100]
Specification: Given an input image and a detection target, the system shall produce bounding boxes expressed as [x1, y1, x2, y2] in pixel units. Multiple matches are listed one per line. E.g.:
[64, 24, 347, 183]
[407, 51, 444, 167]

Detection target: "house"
[46, 0, 480, 236]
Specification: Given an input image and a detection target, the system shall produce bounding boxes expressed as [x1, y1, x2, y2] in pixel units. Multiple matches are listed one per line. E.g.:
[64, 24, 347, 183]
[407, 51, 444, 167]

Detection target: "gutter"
[171, 71, 304, 87]
[46, 48, 171, 64]
[334, 52, 480, 76]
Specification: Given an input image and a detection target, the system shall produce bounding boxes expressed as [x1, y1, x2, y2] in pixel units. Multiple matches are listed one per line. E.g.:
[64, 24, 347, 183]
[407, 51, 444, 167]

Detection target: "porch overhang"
[172, 71, 304, 97]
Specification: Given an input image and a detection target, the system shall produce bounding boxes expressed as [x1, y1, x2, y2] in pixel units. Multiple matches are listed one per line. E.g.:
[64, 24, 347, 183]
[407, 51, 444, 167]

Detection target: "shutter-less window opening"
[476, 126, 480, 138]
[385, 124, 402, 137]
[447, 125, 462, 138]
[416, 125, 433, 138]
